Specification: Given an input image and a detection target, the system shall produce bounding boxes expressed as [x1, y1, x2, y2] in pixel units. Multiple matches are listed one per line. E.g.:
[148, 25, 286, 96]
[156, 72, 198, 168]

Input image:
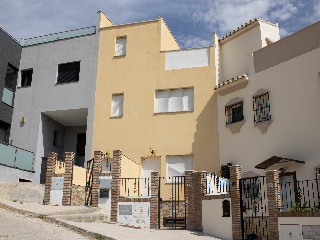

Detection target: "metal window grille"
[253, 92, 271, 123]
[225, 101, 244, 125]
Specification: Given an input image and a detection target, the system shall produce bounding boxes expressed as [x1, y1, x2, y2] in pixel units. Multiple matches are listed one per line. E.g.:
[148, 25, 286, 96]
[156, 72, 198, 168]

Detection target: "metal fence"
[280, 178, 320, 212]
[0, 142, 34, 172]
[120, 177, 151, 197]
[206, 172, 230, 195]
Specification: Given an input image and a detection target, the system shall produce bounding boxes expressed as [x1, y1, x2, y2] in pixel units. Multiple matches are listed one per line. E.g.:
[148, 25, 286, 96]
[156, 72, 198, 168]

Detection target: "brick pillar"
[43, 153, 57, 205]
[62, 152, 75, 206]
[185, 170, 194, 230]
[91, 151, 103, 207]
[266, 170, 280, 239]
[150, 171, 160, 229]
[111, 150, 122, 222]
[230, 165, 242, 240]
[193, 171, 206, 231]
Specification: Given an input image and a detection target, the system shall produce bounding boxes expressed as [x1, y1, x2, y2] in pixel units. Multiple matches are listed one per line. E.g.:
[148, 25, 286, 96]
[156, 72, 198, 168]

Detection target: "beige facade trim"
[215, 75, 248, 96]
[219, 18, 277, 45]
[226, 120, 245, 134]
[100, 19, 159, 31]
[225, 97, 243, 107]
[159, 17, 180, 49]
[254, 120, 273, 134]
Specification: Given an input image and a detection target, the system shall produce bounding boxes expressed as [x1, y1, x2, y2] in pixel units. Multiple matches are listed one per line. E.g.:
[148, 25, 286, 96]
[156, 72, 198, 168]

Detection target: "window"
[53, 130, 60, 148]
[112, 94, 124, 117]
[155, 88, 194, 113]
[57, 61, 80, 84]
[253, 92, 271, 123]
[166, 155, 193, 178]
[0, 120, 10, 144]
[21, 69, 33, 87]
[225, 101, 244, 125]
[5, 63, 18, 90]
[115, 37, 127, 56]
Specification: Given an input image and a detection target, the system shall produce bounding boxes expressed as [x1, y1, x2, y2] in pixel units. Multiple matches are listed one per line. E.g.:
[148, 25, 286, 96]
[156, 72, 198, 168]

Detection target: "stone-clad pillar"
[230, 165, 242, 240]
[266, 170, 280, 239]
[111, 150, 122, 222]
[185, 170, 194, 230]
[150, 171, 160, 229]
[62, 152, 75, 206]
[192, 171, 207, 232]
[91, 151, 103, 207]
[43, 153, 57, 205]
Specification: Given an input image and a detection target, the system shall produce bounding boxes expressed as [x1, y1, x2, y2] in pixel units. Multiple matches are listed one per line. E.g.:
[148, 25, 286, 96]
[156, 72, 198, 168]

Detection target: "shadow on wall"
[192, 93, 219, 173]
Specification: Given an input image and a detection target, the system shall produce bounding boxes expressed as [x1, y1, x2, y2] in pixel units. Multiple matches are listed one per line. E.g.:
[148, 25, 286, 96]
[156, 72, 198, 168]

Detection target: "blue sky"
[0, 0, 319, 48]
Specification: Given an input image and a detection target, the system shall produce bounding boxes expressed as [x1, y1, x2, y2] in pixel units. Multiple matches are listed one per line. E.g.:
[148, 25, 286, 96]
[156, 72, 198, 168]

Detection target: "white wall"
[10, 33, 99, 183]
[165, 48, 210, 70]
[279, 217, 320, 240]
[202, 198, 232, 240]
[0, 165, 34, 182]
[217, 46, 320, 180]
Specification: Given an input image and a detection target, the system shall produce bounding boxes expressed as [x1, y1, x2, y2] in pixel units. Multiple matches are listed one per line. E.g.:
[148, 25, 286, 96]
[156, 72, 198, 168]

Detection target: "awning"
[255, 156, 305, 169]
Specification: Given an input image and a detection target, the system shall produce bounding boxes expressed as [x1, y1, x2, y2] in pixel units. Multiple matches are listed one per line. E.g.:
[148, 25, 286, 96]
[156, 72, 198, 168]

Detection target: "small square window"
[57, 61, 80, 84]
[53, 130, 60, 148]
[112, 94, 124, 117]
[166, 155, 193, 182]
[253, 92, 271, 123]
[21, 69, 33, 87]
[115, 37, 127, 56]
[225, 102, 244, 125]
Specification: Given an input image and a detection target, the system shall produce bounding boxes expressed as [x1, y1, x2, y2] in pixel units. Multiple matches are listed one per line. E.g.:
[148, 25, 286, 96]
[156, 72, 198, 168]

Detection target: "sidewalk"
[0, 198, 223, 240]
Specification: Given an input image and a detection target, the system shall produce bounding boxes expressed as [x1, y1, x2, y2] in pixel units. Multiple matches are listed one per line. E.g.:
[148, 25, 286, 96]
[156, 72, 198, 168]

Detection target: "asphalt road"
[0, 208, 87, 240]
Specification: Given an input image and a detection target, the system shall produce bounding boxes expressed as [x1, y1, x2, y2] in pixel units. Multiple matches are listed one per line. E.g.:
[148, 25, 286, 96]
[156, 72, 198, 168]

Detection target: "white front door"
[141, 157, 161, 196]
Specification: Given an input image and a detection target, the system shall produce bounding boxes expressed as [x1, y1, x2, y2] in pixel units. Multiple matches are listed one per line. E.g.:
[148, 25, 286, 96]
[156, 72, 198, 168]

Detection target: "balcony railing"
[0, 142, 35, 172]
[2, 87, 14, 107]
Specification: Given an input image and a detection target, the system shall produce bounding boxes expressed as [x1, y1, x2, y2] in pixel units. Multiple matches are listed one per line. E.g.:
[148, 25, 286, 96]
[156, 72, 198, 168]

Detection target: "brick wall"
[111, 150, 122, 222]
[150, 171, 160, 229]
[91, 151, 103, 207]
[62, 152, 74, 206]
[230, 165, 242, 240]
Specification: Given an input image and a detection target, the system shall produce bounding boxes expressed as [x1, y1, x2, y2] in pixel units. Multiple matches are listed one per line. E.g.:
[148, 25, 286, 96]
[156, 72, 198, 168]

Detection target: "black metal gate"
[85, 158, 94, 206]
[158, 176, 186, 229]
[240, 177, 269, 240]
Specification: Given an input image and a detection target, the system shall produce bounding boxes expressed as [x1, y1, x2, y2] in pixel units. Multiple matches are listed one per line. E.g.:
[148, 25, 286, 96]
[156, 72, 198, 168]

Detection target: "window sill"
[154, 110, 194, 115]
[254, 119, 272, 134]
[17, 86, 32, 89]
[113, 55, 126, 59]
[110, 116, 123, 119]
[226, 120, 245, 134]
[55, 81, 79, 86]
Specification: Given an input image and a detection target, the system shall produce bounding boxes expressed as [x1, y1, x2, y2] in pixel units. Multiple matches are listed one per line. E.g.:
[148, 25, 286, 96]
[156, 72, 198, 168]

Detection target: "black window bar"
[253, 92, 271, 123]
[225, 101, 244, 125]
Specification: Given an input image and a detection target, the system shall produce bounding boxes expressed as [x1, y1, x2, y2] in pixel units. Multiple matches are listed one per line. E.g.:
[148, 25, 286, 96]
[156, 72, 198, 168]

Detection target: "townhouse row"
[0, 11, 319, 188]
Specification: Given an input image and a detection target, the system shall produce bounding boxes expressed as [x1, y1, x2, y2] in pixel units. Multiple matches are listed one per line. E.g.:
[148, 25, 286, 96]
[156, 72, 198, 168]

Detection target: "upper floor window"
[155, 88, 194, 113]
[112, 93, 124, 117]
[115, 37, 127, 56]
[57, 61, 80, 84]
[253, 92, 271, 123]
[21, 69, 33, 87]
[5, 63, 18, 90]
[166, 155, 193, 181]
[225, 101, 244, 125]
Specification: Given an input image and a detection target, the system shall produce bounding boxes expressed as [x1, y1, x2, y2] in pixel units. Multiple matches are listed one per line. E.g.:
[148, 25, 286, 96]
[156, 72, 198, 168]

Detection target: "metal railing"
[206, 172, 230, 195]
[120, 177, 151, 197]
[280, 178, 320, 212]
[0, 141, 34, 172]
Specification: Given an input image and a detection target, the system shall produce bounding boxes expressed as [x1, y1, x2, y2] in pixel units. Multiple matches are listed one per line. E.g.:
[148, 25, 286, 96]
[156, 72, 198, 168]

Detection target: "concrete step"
[51, 213, 108, 222]
[48, 207, 99, 217]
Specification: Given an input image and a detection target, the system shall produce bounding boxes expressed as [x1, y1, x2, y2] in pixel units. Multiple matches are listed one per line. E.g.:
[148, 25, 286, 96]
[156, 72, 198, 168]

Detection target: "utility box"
[51, 177, 64, 190]
[99, 176, 112, 189]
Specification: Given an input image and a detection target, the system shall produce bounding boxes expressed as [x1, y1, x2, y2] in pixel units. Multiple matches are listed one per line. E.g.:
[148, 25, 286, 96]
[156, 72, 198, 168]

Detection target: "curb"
[0, 202, 116, 240]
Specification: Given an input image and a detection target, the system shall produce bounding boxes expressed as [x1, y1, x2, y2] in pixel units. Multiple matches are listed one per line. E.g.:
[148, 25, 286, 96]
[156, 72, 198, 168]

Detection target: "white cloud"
[178, 35, 211, 48]
[313, 2, 320, 18]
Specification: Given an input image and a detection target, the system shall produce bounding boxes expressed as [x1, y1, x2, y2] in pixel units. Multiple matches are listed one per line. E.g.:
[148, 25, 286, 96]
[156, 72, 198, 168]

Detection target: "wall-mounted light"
[22, 116, 27, 123]
[149, 148, 156, 156]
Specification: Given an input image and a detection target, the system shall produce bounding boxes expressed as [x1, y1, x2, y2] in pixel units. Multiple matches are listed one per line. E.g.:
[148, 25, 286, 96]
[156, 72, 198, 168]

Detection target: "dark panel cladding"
[0, 27, 22, 125]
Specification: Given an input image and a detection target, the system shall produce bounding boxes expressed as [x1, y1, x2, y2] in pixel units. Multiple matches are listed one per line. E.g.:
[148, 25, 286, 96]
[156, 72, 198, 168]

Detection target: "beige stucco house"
[92, 12, 219, 181]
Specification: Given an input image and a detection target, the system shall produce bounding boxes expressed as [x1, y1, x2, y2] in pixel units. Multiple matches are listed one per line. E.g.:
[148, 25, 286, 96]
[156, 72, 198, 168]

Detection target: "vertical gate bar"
[177, 176, 180, 229]
[240, 179, 245, 240]
[138, 178, 140, 197]
[158, 176, 161, 229]
[174, 177, 177, 229]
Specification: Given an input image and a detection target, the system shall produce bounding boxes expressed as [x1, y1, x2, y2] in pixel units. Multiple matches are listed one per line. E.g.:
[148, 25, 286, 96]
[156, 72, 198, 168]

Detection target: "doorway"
[75, 133, 86, 167]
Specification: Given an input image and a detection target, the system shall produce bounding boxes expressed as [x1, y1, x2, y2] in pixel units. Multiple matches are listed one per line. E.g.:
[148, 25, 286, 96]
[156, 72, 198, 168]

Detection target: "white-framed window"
[115, 37, 127, 56]
[155, 88, 194, 113]
[112, 93, 124, 117]
[166, 155, 193, 182]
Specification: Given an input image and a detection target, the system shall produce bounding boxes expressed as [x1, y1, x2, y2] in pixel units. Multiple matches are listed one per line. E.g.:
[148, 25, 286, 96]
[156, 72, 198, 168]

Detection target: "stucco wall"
[202, 198, 232, 240]
[93, 20, 219, 179]
[0, 165, 34, 182]
[10, 33, 98, 183]
[217, 45, 320, 179]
